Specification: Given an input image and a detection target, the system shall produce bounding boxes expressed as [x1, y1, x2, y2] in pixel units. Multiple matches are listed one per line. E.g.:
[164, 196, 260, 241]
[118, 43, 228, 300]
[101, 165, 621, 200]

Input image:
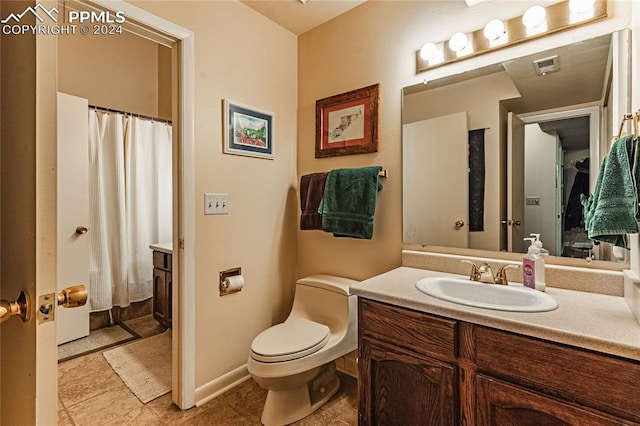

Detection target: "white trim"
[194, 364, 250, 407]
[89, 0, 196, 409]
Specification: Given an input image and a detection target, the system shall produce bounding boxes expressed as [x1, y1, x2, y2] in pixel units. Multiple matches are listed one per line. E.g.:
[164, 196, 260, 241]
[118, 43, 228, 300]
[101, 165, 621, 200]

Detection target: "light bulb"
[569, 0, 596, 13]
[419, 42, 440, 61]
[449, 32, 468, 52]
[483, 19, 505, 41]
[522, 5, 546, 28]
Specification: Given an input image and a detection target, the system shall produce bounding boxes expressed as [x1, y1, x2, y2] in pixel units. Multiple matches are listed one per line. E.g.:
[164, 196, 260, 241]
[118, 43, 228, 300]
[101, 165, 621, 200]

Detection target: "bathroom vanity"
[150, 243, 172, 328]
[352, 264, 640, 425]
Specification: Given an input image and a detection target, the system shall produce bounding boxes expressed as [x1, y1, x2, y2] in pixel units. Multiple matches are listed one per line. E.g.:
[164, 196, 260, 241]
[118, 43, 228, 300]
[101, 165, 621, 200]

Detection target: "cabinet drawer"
[359, 299, 457, 361]
[153, 251, 172, 271]
[475, 327, 640, 422]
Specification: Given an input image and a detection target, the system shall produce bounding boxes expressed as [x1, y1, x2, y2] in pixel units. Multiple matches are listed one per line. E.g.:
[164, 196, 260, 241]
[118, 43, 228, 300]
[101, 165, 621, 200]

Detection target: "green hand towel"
[582, 135, 638, 248]
[319, 166, 383, 239]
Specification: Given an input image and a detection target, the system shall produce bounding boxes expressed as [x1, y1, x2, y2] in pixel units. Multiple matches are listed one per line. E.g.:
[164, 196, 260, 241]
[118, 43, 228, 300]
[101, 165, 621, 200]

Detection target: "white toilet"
[247, 274, 358, 426]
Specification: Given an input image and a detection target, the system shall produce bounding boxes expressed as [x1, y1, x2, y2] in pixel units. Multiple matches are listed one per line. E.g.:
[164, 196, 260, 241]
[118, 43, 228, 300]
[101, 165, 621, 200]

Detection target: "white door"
[507, 112, 526, 253]
[57, 93, 91, 345]
[403, 112, 469, 247]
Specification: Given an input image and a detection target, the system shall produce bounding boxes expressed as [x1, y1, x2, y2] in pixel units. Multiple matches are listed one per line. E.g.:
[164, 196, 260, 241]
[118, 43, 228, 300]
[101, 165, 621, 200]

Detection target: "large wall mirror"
[402, 29, 631, 264]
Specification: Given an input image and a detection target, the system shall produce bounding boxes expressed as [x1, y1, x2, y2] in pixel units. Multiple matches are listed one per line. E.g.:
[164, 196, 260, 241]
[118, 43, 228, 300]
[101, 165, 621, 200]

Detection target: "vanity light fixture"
[483, 19, 505, 41]
[415, 0, 606, 74]
[569, 0, 596, 14]
[569, 0, 597, 23]
[522, 5, 546, 28]
[448, 32, 468, 52]
[419, 42, 442, 64]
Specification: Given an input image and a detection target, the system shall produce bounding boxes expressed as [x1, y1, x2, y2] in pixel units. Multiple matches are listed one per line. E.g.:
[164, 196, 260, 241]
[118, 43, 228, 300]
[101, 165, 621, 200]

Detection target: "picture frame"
[223, 99, 274, 160]
[315, 83, 379, 158]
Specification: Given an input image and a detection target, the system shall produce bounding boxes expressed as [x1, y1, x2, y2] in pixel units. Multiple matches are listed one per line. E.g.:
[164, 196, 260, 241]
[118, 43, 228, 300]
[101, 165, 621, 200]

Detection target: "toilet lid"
[250, 318, 330, 362]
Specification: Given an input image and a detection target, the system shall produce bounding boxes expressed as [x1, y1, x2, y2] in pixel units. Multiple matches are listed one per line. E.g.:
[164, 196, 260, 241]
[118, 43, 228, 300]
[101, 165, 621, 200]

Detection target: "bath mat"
[58, 325, 136, 362]
[103, 330, 171, 403]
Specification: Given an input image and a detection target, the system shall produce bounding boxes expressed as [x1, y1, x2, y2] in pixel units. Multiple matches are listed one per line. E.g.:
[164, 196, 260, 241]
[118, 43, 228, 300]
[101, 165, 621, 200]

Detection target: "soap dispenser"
[523, 235, 546, 292]
[530, 233, 550, 256]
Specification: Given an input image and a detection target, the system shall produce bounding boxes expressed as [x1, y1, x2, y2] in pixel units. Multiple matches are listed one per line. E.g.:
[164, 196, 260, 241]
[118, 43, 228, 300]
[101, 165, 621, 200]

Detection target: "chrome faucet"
[461, 260, 520, 285]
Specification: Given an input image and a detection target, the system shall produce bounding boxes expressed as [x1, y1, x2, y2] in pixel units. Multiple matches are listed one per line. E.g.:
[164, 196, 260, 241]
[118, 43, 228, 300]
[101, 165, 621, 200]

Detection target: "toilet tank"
[288, 274, 358, 333]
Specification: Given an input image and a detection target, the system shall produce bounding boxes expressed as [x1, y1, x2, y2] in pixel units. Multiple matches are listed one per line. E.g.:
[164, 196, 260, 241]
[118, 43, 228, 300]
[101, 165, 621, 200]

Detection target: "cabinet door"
[476, 375, 632, 426]
[359, 338, 456, 426]
[153, 268, 171, 328]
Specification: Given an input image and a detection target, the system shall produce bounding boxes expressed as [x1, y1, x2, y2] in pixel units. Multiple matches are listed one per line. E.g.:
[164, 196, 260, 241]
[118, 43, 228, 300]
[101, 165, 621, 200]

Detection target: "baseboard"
[335, 350, 358, 379]
[194, 364, 250, 407]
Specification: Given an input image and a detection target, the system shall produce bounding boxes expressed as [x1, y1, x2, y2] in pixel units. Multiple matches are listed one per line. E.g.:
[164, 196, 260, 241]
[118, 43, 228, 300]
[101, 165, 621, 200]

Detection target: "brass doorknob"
[454, 220, 465, 229]
[75, 226, 89, 235]
[0, 291, 30, 325]
[57, 285, 88, 308]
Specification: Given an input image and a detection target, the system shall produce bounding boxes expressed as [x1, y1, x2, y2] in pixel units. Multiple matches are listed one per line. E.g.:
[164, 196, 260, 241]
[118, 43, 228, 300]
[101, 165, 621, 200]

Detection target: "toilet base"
[260, 362, 340, 426]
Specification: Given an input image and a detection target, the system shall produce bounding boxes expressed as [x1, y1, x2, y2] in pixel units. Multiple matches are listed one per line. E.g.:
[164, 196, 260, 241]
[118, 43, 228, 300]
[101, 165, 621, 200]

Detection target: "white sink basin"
[415, 276, 558, 312]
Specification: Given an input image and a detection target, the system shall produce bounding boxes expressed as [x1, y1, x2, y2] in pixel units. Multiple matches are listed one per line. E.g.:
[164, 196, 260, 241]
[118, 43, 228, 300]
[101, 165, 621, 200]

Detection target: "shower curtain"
[88, 110, 172, 312]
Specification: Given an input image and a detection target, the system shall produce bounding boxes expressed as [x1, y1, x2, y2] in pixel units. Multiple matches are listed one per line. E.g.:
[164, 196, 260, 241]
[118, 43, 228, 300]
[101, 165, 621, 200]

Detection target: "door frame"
[519, 105, 600, 259]
[519, 106, 600, 192]
[89, 0, 196, 409]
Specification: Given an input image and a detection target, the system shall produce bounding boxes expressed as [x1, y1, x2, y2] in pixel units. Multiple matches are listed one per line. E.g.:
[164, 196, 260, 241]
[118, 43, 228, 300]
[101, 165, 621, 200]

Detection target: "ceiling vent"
[533, 55, 559, 76]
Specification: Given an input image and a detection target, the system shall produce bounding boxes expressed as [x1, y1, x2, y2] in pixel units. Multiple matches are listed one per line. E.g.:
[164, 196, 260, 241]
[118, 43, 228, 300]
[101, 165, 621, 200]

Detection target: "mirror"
[402, 30, 631, 263]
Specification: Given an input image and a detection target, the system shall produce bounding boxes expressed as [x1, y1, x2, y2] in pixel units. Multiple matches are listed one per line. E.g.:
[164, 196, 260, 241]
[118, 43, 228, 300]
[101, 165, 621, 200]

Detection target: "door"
[57, 93, 91, 345]
[403, 112, 468, 247]
[1, 8, 59, 423]
[507, 112, 525, 253]
[359, 338, 457, 425]
[476, 375, 626, 425]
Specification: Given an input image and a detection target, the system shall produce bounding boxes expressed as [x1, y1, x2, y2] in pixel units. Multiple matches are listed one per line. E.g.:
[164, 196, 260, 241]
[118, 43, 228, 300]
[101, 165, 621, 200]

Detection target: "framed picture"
[315, 83, 379, 158]
[223, 99, 274, 160]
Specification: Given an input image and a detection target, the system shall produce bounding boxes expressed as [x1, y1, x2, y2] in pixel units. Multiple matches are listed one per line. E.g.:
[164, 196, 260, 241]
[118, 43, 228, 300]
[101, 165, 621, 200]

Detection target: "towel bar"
[378, 169, 388, 178]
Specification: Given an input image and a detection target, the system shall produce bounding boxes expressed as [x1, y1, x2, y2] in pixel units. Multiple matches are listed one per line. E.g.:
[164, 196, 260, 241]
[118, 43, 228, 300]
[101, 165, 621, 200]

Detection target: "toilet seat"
[251, 318, 330, 363]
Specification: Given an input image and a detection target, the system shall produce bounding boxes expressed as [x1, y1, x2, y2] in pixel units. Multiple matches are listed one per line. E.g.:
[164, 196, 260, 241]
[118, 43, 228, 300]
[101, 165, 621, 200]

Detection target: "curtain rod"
[89, 104, 172, 125]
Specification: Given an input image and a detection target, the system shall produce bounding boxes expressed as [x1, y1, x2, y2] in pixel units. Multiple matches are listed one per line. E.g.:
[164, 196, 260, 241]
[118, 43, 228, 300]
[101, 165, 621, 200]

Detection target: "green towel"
[582, 135, 638, 248]
[319, 166, 383, 239]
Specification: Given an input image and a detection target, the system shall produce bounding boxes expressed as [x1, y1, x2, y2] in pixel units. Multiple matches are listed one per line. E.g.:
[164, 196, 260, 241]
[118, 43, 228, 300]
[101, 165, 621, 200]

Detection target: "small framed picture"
[223, 99, 274, 160]
[315, 83, 379, 158]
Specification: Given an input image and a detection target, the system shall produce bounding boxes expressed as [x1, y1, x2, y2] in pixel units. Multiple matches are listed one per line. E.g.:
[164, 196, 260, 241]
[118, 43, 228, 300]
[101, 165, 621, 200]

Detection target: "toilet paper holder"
[219, 267, 242, 296]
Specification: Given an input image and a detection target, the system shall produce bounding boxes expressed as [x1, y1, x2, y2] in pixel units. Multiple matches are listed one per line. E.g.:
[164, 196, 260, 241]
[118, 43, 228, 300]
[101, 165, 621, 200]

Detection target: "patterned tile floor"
[58, 318, 358, 425]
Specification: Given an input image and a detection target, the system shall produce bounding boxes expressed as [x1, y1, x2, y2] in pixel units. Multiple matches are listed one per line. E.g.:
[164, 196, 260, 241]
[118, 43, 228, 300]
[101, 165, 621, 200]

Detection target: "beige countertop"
[351, 267, 640, 362]
[149, 242, 172, 254]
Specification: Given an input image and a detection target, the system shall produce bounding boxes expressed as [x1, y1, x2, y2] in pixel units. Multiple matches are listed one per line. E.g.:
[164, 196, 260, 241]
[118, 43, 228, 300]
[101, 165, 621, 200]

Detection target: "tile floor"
[58, 316, 358, 425]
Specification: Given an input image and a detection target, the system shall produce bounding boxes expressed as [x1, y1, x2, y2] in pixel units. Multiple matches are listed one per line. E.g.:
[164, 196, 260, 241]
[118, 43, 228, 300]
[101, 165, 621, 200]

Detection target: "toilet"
[247, 274, 358, 426]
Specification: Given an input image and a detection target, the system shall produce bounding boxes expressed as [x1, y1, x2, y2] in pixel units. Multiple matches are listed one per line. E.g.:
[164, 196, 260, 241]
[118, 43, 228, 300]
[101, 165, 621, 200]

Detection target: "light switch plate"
[204, 193, 229, 215]
[526, 196, 540, 206]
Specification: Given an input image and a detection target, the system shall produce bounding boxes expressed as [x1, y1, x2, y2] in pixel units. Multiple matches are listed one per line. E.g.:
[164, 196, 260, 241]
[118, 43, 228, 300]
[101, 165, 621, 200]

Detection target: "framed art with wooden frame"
[223, 99, 274, 160]
[315, 83, 379, 158]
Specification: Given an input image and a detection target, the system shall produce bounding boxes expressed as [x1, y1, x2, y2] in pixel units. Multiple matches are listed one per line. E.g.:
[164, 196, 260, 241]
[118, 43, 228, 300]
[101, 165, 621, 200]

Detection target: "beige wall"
[298, 0, 633, 281]
[58, 30, 171, 119]
[130, 1, 298, 397]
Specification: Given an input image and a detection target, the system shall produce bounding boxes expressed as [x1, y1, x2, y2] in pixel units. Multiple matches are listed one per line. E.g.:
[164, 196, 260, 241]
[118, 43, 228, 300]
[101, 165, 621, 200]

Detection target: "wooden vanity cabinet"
[358, 299, 458, 425]
[358, 299, 640, 426]
[152, 250, 172, 328]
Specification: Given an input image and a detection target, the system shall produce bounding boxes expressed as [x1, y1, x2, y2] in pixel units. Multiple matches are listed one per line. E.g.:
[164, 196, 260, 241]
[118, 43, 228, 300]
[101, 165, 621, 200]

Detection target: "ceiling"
[240, 0, 366, 35]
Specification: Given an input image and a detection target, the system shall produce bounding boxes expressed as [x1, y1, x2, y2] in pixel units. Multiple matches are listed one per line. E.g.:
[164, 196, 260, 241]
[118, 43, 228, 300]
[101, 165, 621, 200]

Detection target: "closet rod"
[89, 104, 172, 124]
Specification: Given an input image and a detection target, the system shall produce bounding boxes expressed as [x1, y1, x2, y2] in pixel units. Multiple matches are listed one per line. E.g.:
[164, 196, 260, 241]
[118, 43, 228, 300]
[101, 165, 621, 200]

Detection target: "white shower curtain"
[88, 110, 172, 312]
